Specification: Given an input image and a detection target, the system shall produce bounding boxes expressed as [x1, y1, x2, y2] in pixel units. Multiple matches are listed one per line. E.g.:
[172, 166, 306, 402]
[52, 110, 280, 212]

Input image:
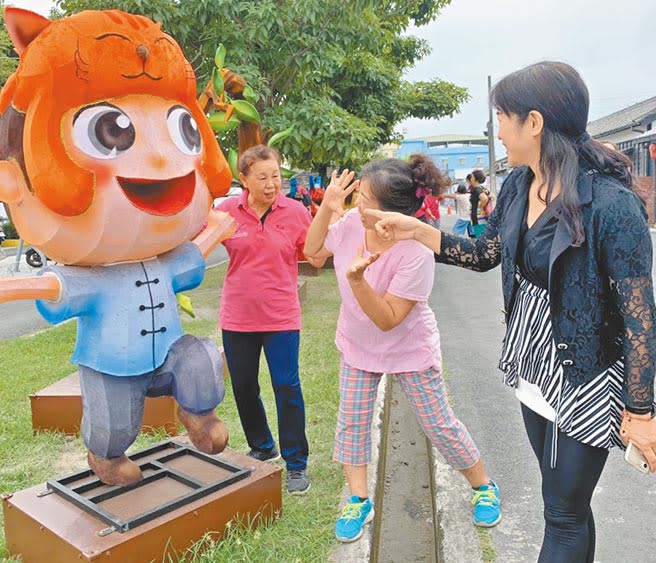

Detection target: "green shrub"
[1, 218, 17, 239]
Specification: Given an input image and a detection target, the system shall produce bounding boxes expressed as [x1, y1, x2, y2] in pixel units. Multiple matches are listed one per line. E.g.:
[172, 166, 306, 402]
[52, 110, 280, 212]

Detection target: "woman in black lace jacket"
[366, 61, 656, 562]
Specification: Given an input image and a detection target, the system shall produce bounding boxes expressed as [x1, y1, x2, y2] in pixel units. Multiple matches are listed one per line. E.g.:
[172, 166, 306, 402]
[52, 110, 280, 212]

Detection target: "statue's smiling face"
[7, 94, 212, 266]
[70, 100, 201, 217]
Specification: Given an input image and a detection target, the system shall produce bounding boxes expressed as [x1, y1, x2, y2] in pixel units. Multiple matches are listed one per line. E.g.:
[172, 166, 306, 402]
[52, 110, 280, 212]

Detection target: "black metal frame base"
[45, 441, 251, 533]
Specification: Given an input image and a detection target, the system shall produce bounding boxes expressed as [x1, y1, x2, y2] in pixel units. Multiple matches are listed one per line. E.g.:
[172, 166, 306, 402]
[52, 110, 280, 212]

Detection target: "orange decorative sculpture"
[0, 7, 235, 485]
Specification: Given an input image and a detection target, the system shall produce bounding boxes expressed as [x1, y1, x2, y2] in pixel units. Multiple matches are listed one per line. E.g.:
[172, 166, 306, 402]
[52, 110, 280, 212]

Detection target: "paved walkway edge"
[329, 374, 388, 562]
[430, 446, 484, 562]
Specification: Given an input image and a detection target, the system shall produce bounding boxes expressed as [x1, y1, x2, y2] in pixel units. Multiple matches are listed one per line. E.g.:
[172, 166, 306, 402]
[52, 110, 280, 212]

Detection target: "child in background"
[443, 184, 472, 236]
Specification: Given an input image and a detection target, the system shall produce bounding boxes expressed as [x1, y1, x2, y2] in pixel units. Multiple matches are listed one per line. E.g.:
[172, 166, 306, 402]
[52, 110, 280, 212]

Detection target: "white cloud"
[5, 0, 54, 17]
[399, 0, 656, 141]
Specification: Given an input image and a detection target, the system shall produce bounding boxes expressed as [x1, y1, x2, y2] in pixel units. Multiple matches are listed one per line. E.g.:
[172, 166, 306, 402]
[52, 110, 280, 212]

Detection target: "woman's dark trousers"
[521, 404, 608, 563]
[222, 329, 309, 471]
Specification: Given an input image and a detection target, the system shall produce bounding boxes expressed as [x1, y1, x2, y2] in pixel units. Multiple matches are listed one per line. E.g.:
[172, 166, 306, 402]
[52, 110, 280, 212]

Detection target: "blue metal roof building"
[395, 134, 490, 181]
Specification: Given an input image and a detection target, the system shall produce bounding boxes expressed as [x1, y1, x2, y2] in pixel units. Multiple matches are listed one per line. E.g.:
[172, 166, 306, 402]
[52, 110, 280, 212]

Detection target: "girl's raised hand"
[323, 169, 358, 215]
[346, 245, 380, 283]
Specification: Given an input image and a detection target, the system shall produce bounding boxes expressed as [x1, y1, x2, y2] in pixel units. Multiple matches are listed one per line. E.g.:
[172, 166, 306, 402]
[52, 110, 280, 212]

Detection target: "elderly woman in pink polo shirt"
[304, 155, 501, 542]
[217, 145, 311, 495]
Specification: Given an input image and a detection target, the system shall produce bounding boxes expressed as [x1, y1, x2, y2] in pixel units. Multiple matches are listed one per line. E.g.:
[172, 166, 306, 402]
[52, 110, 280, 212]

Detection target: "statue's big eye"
[72, 104, 135, 159]
[167, 106, 201, 155]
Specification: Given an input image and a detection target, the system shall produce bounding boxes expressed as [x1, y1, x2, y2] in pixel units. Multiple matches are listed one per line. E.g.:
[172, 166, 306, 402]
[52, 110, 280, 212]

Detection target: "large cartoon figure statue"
[0, 8, 236, 485]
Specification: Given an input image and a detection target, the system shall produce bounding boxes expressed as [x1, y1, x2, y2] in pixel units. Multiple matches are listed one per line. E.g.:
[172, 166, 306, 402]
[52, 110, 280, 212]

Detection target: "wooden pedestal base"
[30, 371, 179, 435]
[3, 438, 282, 563]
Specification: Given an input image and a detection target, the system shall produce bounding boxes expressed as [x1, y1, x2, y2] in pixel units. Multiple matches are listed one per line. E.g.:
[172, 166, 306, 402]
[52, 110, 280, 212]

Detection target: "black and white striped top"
[499, 272, 655, 455]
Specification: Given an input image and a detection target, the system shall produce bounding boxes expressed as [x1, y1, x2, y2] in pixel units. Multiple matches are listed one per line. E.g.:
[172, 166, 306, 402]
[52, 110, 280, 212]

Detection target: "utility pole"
[487, 75, 497, 194]
[650, 143, 656, 226]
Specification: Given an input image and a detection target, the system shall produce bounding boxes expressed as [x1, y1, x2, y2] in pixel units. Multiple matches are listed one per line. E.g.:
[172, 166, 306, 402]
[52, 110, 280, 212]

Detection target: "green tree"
[0, 5, 18, 88]
[54, 0, 468, 171]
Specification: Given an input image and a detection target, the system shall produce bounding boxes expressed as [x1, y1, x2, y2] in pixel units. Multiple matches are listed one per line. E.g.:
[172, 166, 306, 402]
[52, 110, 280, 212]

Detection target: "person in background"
[442, 183, 471, 236]
[216, 145, 311, 495]
[287, 177, 299, 199]
[310, 176, 325, 206]
[366, 61, 656, 562]
[303, 155, 502, 543]
[416, 187, 442, 228]
[299, 187, 314, 209]
[287, 176, 313, 210]
[469, 169, 489, 232]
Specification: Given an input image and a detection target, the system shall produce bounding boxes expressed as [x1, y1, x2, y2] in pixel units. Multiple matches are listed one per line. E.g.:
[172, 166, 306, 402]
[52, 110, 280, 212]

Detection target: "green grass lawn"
[0, 263, 344, 563]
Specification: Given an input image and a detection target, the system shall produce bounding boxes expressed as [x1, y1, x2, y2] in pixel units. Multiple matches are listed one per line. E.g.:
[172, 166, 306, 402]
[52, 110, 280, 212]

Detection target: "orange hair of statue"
[0, 8, 231, 216]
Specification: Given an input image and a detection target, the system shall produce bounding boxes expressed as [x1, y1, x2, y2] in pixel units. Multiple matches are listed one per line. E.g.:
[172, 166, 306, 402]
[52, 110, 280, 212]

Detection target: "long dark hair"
[361, 155, 449, 216]
[491, 61, 633, 246]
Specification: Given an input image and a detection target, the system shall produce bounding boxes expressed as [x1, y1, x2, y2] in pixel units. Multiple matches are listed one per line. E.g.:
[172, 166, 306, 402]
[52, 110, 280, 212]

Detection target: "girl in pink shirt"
[304, 155, 501, 542]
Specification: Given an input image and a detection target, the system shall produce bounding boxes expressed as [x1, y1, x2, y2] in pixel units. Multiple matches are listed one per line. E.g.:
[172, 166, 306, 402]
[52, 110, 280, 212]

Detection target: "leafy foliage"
[54, 0, 468, 170]
[1, 217, 17, 239]
[0, 7, 18, 87]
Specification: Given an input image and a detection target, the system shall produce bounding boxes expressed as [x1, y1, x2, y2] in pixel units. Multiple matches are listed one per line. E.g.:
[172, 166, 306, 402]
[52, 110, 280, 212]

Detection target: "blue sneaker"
[471, 481, 501, 527]
[335, 496, 374, 542]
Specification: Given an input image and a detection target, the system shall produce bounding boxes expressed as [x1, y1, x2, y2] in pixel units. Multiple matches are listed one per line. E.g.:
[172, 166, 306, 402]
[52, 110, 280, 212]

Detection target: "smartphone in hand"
[625, 442, 649, 474]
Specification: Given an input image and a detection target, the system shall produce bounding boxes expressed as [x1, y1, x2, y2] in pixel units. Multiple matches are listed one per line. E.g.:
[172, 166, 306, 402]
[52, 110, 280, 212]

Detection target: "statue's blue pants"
[79, 334, 225, 459]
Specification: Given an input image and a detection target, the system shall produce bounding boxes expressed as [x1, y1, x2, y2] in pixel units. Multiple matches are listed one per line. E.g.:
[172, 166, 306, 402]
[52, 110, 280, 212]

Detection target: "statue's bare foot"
[87, 452, 142, 486]
[177, 406, 228, 454]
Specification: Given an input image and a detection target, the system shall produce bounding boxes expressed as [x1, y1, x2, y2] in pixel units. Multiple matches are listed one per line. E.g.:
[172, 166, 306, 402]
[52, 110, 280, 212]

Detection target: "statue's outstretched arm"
[0, 273, 61, 303]
[192, 210, 235, 258]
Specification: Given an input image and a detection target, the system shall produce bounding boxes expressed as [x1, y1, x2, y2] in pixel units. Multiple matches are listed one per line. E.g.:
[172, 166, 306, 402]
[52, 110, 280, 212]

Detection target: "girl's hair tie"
[414, 177, 431, 199]
[575, 131, 590, 145]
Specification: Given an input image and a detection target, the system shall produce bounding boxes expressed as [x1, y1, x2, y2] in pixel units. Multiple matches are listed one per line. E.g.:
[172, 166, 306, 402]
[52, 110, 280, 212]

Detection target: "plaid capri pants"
[333, 359, 480, 470]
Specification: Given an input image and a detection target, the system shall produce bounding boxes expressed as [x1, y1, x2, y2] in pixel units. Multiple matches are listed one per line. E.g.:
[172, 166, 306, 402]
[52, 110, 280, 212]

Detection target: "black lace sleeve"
[600, 189, 656, 411]
[436, 184, 507, 272]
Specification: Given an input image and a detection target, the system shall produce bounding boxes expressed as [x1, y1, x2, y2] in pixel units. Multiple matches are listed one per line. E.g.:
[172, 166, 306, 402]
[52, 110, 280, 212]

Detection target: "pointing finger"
[363, 208, 385, 220]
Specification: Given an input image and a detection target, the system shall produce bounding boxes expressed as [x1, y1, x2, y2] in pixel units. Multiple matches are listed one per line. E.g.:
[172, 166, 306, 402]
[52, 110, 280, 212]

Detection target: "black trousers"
[521, 404, 608, 563]
[222, 330, 308, 470]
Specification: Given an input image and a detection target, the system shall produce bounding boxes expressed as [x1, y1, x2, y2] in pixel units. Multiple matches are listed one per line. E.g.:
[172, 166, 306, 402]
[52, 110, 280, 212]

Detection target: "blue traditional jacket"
[36, 242, 205, 376]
